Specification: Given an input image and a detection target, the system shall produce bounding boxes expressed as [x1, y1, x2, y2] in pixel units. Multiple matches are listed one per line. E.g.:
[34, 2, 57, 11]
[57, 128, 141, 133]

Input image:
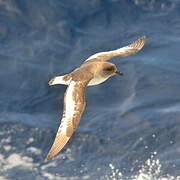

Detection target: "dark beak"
[115, 71, 123, 76]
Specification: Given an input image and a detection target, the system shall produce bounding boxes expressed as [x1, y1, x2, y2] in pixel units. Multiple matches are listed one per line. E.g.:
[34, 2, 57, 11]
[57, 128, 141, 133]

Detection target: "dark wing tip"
[45, 154, 52, 161]
[129, 36, 147, 51]
[141, 35, 147, 40]
[45, 132, 71, 160]
[45, 151, 56, 160]
[140, 36, 147, 44]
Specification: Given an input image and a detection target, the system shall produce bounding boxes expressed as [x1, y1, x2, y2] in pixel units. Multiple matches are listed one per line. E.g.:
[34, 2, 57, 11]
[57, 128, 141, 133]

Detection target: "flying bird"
[46, 36, 146, 160]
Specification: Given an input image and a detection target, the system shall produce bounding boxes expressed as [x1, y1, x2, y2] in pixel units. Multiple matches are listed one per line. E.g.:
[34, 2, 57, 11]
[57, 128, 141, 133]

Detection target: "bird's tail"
[48, 74, 71, 86]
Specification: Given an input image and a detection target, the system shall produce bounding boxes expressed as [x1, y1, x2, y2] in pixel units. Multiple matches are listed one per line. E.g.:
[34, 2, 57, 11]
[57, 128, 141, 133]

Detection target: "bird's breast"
[88, 75, 109, 86]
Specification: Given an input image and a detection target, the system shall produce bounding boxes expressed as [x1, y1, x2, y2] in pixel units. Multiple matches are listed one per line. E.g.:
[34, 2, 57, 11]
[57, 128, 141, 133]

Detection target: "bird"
[45, 36, 146, 160]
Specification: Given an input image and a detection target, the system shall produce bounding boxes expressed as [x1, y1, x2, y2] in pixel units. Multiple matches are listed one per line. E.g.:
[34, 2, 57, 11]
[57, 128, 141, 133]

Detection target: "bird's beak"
[115, 71, 123, 76]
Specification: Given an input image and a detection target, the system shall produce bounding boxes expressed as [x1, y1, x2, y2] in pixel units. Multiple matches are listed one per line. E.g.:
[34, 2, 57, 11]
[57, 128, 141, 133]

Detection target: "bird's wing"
[46, 76, 93, 160]
[84, 36, 146, 63]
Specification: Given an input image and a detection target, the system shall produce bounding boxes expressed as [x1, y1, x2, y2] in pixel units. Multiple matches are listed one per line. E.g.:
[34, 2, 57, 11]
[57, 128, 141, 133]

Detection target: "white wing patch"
[59, 81, 76, 134]
[85, 52, 111, 61]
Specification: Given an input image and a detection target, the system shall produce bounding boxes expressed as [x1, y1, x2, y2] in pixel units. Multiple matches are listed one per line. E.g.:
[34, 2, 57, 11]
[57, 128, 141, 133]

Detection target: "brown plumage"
[46, 36, 146, 160]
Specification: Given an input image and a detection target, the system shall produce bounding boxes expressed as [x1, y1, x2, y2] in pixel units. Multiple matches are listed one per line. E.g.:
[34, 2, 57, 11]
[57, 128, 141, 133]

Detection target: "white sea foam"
[27, 147, 42, 155]
[3, 153, 34, 170]
[104, 152, 180, 180]
[0, 176, 8, 180]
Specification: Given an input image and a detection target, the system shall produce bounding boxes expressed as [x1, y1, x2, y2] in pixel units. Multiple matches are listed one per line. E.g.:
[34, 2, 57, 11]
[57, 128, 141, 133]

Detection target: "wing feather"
[85, 36, 146, 63]
[46, 77, 92, 160]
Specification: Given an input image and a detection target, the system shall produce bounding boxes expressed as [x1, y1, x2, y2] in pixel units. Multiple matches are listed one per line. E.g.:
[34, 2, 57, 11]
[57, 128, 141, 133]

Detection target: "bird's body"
[46, 36, 146, 160]
[49, 61, 116, 86]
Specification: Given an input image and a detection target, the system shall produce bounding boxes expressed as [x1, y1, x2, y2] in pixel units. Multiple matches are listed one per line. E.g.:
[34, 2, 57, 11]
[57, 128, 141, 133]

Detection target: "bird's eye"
[105, 67, 114, 71]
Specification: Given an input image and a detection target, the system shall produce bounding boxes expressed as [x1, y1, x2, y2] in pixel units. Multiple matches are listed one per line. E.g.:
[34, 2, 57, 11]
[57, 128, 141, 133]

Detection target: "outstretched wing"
[46, 77, 92, 160]
[84, 36, 146, 63]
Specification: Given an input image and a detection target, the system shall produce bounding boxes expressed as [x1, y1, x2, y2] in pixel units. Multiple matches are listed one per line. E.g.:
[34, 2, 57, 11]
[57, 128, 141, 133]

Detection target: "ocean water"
[0, 0, 180, 179]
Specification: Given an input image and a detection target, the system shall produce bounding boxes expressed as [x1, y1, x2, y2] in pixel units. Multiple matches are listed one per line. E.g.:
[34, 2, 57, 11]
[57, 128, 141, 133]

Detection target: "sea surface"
[0, 0, 180, 179]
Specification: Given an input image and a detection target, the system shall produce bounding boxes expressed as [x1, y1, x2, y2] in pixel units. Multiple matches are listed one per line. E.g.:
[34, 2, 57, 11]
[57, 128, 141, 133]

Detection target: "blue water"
[0, 0, 180, 179]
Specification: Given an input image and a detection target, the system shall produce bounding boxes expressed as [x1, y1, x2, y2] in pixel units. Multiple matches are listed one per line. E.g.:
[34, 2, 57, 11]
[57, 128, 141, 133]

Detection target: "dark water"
[0, 0, 180, 179]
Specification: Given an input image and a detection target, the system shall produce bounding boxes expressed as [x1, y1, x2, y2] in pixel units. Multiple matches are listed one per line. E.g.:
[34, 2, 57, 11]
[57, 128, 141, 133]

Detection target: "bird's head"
[99, 62, 123, 78]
